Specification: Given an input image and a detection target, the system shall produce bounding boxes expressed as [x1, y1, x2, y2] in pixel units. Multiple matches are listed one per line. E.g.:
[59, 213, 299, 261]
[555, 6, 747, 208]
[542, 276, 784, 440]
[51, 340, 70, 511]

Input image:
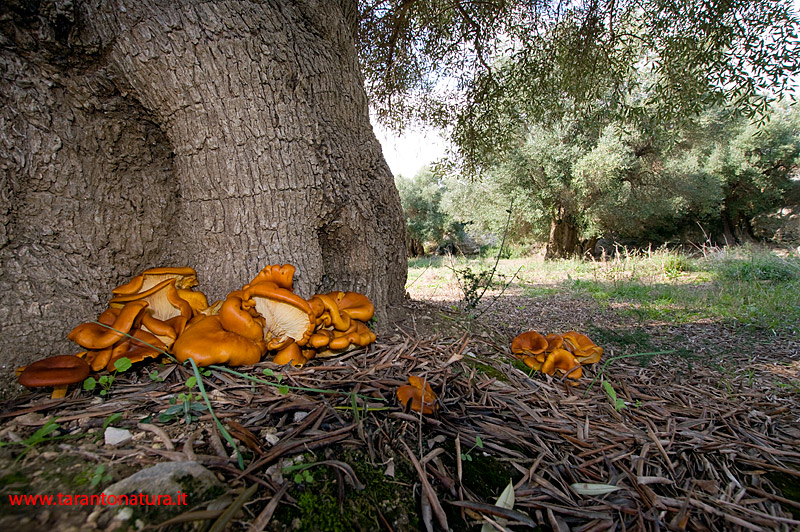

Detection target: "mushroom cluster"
[172, 264, 376, 368]
[17, 264, 377, 395]
[510, 330, 603, 380]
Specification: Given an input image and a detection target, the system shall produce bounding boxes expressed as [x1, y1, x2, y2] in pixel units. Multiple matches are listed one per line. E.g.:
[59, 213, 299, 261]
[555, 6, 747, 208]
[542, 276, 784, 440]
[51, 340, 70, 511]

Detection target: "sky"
[371, 120, 450, 179]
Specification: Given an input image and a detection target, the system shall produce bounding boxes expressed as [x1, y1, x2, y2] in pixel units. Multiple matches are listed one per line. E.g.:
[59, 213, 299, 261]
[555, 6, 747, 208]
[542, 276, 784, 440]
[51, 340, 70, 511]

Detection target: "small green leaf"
[98, 375, 110, 385]
[185, 376, 197, 389]
[83, 377, 97, 391]
[275, 374, 283, 384]
[476, 435, 483, 448]
[262, 368, 274, 377]
[113, 357, 132, 372]
[100, 389, 108, 396]
[278, 385, 289, 395]
[101, 412, 123, 433]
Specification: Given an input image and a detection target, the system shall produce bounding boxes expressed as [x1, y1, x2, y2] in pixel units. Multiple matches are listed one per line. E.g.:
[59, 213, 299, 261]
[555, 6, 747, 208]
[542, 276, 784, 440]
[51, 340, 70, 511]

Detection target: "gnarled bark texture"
[0, 0, 406, 394]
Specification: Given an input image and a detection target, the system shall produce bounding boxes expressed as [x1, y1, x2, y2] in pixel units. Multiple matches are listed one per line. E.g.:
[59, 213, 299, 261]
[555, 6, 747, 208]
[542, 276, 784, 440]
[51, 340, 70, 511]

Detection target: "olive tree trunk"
[0, 0, 406, 394]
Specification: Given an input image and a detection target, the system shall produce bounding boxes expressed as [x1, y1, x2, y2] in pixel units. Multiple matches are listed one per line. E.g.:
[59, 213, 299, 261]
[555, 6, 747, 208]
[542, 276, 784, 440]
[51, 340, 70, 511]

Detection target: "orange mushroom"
[244, 281, 316, 350]
[272, 341, 316, 367]
[540, 349, 583, 379]
[319, 321, 377, 357]
[18, 355, 91, 398]
[68, 301, 148, 350]
[510, 331, 548, 358]
[219, 290, 266, 341]
[562, 331, 603, 365]
[112, 266, 201, 296]
[397, 375, 438, 414]
[308, 293, 351, 331]
[109, 278, 193, 347]
[245, 264, 296, 291]
[172, 315, 267, 367]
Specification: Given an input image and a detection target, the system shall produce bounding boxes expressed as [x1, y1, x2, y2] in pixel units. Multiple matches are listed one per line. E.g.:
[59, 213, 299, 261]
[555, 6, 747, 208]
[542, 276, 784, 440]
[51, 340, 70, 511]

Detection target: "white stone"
[104, 427, 133, 446]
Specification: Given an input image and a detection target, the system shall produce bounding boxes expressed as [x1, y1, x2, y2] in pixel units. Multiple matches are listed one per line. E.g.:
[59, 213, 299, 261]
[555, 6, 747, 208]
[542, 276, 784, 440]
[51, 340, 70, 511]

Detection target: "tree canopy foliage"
[358, 0, 799, 168]
[440, 102, 800, 256]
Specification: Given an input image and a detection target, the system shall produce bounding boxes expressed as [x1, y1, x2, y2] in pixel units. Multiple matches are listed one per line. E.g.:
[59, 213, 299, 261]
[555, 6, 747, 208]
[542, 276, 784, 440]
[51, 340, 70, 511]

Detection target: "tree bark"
[544, 209, 580, 260]
[0, 0, 406, 391]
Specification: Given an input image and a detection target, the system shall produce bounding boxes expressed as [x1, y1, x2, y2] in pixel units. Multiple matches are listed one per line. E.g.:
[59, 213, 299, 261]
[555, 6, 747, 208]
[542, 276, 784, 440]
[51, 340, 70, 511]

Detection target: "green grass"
[408, 245, 800, 334]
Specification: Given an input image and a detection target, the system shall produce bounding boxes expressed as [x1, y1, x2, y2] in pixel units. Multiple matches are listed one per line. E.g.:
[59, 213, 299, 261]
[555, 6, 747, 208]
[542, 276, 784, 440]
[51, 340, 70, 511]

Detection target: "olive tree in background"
[1, 0, 797, 382]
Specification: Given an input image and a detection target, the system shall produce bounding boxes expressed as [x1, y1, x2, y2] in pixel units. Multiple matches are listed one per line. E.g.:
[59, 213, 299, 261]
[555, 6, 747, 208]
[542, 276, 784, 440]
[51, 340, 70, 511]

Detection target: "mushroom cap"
[521, 352, 547, 370]
[308, 329, 335, 349]
[110, 278, 193, 322]
[540, 349, 583, 379]
[18, 355, 91, 388]
[105, 328, 168, 371]
[112, 267, 199, 296]
[327, 321, 376, 352]
[219, 290, 266, 341]
[308, 293, 351, 331]
[177, 289, 210, 316]
[397, 375, 437, 414]
[511, 331, 548, 357]
[172, 315, 267, 367]
[246, 264, 296, 291]
[244, 281, 315, 349]
[562, 331, 603, 364]
[332, 291, 375, 323]
[68, 301, 149, 350]
[272, 341, 316, 367]
[545, 333, 564, 351]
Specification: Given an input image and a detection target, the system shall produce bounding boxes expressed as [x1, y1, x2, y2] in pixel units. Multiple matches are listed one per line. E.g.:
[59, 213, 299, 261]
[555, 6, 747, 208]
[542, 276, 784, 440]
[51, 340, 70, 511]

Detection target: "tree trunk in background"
[0, 0, 406, 392]
[544, 209, 580, 260]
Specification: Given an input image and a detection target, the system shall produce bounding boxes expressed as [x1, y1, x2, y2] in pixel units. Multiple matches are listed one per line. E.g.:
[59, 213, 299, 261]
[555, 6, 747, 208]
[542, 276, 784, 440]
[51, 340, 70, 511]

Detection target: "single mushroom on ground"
[397, 375, 438, 414]
[18, 355, 91, 398]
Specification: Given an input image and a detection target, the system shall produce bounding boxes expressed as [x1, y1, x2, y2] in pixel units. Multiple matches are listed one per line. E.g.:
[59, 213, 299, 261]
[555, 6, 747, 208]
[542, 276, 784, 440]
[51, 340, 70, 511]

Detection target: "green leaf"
[262, 368, 274, 377]
[278, 385, 289, 395]
[83, 377, 97, 391]
[185, 376, 197, 389]
[476, 435, 484, 448]
[101, 412, 122, 433]
[113, 357, 132, 372]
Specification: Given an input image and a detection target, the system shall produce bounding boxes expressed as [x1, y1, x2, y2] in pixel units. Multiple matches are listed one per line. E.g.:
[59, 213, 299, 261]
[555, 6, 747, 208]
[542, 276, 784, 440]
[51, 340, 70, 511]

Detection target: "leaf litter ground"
[1, 286, 799, 531]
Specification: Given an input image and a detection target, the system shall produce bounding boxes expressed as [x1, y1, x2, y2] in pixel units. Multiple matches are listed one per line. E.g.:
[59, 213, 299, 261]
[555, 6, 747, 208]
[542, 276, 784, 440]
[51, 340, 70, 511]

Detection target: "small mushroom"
[397, 375, 437, 414]
[18, 355, 91, 398]
[172, 315, 267, 367]
[272, 341, 316, 367]
[112, 266, 200, 296]
[110, 278, 193, 342]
